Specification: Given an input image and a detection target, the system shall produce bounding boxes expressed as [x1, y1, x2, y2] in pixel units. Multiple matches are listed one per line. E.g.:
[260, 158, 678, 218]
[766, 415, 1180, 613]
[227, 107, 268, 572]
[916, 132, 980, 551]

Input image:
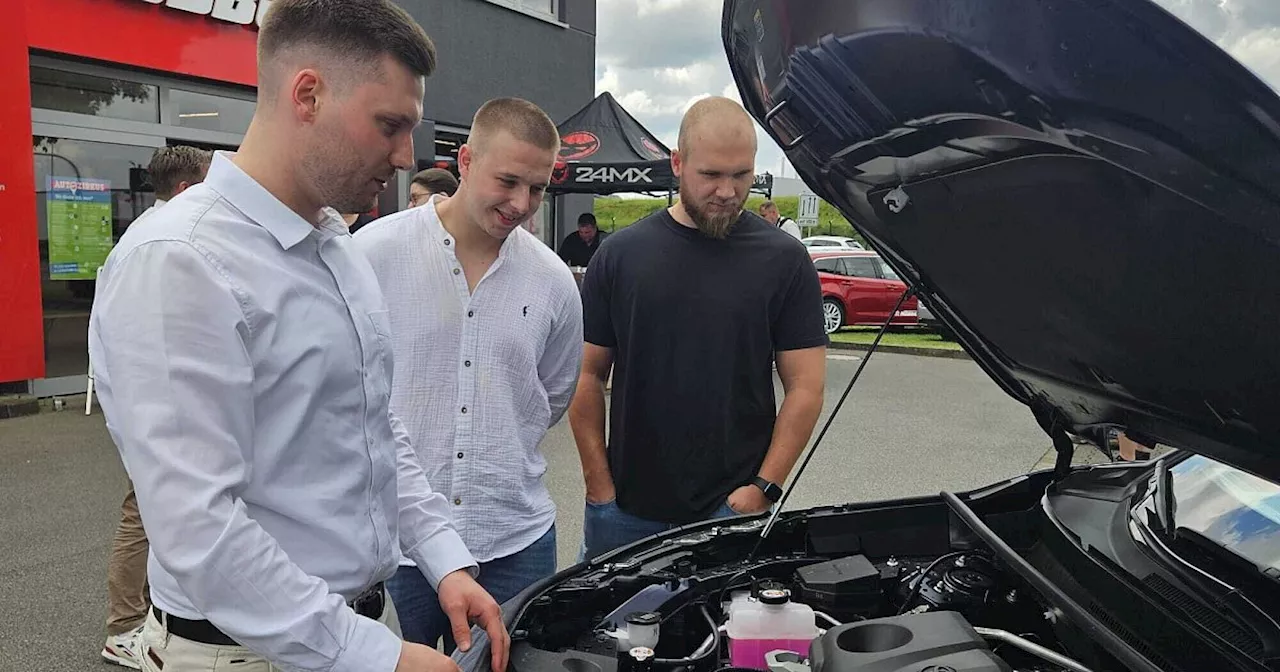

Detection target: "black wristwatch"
[750, 476, 783, 503]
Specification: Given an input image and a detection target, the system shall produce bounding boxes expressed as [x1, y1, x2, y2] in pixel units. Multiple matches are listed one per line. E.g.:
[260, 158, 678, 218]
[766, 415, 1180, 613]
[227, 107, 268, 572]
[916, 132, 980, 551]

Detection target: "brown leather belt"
[154, 582, 386, 647]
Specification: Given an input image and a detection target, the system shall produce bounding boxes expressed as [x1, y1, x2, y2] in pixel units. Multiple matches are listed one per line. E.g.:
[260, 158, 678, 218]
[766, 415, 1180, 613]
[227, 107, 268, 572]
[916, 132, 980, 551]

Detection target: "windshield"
[1165, 455, 1280, 574]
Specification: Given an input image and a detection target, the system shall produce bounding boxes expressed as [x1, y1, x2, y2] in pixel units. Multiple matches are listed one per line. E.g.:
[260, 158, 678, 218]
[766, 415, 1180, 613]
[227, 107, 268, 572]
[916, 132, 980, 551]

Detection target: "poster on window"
[47, 176, 113, 280]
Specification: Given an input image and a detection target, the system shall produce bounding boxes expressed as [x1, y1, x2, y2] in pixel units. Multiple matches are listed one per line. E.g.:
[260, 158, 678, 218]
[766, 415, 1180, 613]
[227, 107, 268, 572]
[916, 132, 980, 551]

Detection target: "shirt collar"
[423, 198, 520, 261]
[154, 198, 168, 208]
[204, 151, 329, 250]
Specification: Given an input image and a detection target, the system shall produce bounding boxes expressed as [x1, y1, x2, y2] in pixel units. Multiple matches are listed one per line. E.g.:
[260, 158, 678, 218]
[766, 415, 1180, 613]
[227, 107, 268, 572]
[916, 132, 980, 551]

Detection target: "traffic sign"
[797, 192, 820, 228]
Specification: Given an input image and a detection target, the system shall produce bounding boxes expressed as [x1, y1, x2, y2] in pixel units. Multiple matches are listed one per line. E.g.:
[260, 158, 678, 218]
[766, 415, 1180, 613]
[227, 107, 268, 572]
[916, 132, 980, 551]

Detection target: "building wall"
[396, 0, 597, 246]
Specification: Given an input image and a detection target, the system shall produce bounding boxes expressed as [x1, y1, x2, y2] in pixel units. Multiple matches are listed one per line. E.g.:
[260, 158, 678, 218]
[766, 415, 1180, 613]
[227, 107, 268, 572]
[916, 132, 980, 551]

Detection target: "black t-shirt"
[580, 208, 827, 524]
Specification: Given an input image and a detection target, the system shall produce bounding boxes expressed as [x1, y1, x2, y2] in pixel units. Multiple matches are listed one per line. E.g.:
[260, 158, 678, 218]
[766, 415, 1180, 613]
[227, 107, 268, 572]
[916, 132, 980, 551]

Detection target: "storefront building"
[0, 0, 596, 396]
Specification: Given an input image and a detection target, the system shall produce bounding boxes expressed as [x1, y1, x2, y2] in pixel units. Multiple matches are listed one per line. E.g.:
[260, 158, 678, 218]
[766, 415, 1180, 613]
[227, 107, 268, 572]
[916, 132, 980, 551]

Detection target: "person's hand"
[395, 641, 460, 672]
[437, 569, 510, 672]
[584, 470, 615, 505]
[726, 485, 770, 515]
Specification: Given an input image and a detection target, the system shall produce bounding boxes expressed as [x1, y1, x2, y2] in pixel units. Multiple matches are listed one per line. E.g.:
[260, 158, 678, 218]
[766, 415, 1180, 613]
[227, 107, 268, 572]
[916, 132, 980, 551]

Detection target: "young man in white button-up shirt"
[88, 2, 508, 671]
[353, 98, 583, 651]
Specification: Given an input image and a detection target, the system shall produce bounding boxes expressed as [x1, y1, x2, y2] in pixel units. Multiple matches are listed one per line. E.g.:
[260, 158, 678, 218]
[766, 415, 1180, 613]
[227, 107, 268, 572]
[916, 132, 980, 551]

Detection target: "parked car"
[916, 299, 955, 340]
[802, 235, 865, 250]
[811, 250, 917, 334]
[458, 3, 1280, 672]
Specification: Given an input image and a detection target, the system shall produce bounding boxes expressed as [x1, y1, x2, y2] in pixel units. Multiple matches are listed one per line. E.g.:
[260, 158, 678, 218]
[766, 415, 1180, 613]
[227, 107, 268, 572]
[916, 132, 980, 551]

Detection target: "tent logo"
[641, 138, 664, 159]
[551, 160, 569, 185]
[560, 131, 601, 161]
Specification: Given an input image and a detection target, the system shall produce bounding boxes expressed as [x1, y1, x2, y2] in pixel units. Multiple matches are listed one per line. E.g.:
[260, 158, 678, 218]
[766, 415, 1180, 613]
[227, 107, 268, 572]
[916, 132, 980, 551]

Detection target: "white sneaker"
[102, 625, 144, 669]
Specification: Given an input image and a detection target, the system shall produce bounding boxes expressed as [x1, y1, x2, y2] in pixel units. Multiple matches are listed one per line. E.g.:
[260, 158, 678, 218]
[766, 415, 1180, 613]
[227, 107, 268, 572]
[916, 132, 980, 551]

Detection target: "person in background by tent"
[558, 212, 607, 267]
[759, 200, 802, 240]
[99, 144, 212, 670]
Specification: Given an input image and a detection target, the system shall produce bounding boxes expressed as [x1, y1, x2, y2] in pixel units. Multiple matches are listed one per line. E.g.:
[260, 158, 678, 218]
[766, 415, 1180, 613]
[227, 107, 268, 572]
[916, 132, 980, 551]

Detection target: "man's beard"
[681, 186, 742, 240]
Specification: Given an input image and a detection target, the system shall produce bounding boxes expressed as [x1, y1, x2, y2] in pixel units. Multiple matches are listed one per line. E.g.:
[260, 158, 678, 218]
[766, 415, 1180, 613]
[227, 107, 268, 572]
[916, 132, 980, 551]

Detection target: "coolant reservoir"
[725, 583, 820, 669]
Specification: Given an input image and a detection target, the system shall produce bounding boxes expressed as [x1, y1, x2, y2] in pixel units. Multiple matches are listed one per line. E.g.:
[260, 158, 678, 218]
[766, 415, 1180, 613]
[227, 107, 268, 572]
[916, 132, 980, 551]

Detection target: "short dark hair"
[258, 0, 437, 90]
[148, 146, 212, 200]
[759, 200, 777, 212]
[411, 168, 459, 196]
[469, 97, 560, 154]
[577, 213, 597, 227]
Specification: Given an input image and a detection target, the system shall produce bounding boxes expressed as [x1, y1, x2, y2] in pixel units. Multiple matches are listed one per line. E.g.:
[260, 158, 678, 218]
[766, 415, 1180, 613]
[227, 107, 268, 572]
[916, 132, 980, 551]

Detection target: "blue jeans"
[579, 499, 740, 563]
[388, 525, 556, 650]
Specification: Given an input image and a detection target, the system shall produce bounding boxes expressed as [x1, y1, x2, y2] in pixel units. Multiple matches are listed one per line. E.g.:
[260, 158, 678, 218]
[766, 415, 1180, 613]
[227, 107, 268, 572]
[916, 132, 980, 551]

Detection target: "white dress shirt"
[352, 200, 583, 563]
[88, 152, 475, 672]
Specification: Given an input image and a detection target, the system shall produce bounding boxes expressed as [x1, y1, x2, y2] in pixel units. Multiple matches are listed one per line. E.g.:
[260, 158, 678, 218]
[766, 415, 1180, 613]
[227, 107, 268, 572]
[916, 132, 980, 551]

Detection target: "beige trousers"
[138, 593, 401, 671]
[106, 482, 151, 635]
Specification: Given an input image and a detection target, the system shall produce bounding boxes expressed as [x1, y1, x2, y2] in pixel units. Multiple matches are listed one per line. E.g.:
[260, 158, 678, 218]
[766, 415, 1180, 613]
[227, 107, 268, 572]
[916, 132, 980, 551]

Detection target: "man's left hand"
[437, 569, 510, 672]
[727, 485, 771, 515]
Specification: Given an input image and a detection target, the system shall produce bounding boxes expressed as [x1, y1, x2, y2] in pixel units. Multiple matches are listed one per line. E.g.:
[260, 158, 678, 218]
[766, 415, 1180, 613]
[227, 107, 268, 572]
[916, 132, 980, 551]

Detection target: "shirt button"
[461, 406, 468, 414]
[464, 360, 471, 367]
[454, 497, 462, 505]
[453, 268, 461, 275]
[444, 239, 451, 246]
[468, 310, 474, 317]
[457, 452, 464, 459]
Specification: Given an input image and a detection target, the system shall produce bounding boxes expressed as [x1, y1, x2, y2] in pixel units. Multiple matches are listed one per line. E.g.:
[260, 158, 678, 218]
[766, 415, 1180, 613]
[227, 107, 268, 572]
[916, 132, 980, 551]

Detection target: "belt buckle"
[351, 583, 384, 619]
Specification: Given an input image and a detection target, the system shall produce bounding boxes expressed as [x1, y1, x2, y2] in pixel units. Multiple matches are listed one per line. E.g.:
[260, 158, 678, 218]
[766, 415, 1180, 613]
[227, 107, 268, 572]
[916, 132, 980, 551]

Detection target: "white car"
[802, 235, 865, 250]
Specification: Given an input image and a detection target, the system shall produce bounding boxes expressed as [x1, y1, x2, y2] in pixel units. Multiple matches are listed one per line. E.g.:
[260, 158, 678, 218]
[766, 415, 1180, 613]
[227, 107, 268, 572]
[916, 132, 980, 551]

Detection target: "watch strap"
[751, 476, 782, 502]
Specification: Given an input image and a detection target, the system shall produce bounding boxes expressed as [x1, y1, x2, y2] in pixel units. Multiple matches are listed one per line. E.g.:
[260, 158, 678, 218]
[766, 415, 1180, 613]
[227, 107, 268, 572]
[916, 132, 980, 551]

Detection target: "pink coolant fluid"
[724, 587, 820, 669]
[728, 637, 816, 669]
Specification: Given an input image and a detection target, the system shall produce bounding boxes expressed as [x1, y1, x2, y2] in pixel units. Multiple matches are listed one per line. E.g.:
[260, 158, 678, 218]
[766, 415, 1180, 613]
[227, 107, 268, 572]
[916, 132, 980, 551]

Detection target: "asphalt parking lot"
[0, 351, 1075, 671]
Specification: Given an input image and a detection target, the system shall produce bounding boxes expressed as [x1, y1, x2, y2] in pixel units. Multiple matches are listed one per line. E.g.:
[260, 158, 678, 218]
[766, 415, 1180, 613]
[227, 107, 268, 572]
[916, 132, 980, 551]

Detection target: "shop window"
[171, 89, 256, 135]
[32, 137, 159, 379]
[30, 67, 160, 123]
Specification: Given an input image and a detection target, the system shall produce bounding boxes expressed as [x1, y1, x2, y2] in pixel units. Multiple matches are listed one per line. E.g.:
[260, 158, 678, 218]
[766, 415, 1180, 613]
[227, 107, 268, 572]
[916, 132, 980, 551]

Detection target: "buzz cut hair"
[148, 146, 213, 200]
[677, 96, 756, 157]
[257, 0, 437, 93]
[468, 97, 561, 155]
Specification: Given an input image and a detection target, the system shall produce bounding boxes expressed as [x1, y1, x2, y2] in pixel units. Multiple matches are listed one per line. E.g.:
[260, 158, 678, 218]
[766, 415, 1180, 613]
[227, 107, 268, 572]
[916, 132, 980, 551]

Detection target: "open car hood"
[723, 0, 1280, 482]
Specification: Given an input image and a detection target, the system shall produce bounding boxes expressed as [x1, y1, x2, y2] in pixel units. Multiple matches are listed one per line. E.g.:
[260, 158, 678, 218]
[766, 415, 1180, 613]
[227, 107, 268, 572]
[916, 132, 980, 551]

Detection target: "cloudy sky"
[595, 0, 1280, 180]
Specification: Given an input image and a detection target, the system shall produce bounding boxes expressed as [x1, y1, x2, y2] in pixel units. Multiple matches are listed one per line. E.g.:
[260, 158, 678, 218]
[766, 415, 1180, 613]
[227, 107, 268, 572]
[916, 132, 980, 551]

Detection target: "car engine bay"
[506, 472, 1117, 672]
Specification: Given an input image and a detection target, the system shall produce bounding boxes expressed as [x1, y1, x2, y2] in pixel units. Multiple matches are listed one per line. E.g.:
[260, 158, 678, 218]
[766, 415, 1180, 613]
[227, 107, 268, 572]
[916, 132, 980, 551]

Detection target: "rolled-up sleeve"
[390, 410, 478, 587]
[89, 240, 401, 672]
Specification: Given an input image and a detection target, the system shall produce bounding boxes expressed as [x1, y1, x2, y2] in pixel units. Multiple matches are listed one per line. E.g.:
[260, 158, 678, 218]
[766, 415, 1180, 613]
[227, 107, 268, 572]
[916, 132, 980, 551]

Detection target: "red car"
[810, 250, 918, 334]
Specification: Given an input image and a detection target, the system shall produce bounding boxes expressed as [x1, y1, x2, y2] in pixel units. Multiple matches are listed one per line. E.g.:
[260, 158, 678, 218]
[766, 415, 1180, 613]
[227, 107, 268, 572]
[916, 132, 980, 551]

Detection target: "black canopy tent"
[547, 91, 677, 197]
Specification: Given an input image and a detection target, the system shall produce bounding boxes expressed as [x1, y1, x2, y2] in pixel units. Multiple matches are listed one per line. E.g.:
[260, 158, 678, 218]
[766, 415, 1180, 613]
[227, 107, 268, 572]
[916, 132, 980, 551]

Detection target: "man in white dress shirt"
[87, 2, 508, 671]
[353, 97, 582, 651]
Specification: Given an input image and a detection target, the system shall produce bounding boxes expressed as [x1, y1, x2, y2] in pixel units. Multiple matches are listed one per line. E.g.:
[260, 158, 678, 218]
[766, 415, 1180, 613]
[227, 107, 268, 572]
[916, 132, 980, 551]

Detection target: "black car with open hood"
[452, 3, 1280, 672]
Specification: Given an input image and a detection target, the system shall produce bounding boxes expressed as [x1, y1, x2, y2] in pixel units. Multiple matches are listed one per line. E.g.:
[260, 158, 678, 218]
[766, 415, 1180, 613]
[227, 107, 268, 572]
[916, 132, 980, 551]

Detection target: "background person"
[558, 212, 606, 267]
[100, 144, 212, 670]
[759, 200, 802, 240]
[409, 167, 460, 207]
[354, 97, 582, 651]
[88, 1, 507, 670]
[569, 97, 828, 561]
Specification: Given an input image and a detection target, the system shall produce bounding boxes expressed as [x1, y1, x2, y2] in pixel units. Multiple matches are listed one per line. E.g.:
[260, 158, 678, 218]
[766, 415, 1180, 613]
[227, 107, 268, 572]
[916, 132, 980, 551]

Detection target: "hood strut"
[748, 285, 917, 560]
[1033, 401, 1077, 482]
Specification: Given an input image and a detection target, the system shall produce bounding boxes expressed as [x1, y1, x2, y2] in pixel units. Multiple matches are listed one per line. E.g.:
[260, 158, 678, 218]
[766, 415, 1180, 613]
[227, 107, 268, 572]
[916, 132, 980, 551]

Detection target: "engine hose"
[652, 604, 721, 668]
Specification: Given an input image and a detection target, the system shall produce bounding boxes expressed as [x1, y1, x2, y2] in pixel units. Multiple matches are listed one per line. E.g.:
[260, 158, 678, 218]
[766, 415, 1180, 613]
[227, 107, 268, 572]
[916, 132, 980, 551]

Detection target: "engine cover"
[810, 611, 1010, 672]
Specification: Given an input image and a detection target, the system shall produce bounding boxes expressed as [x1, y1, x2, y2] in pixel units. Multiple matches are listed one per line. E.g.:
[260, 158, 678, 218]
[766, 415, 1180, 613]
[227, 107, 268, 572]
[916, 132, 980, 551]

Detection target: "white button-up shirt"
[352, 200, 583, 563]
[88, 152, 475, 672]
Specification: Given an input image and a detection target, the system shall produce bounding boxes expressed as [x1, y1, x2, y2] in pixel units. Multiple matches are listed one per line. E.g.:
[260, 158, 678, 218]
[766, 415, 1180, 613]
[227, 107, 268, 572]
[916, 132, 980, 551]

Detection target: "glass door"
[31, 125, 163, 397]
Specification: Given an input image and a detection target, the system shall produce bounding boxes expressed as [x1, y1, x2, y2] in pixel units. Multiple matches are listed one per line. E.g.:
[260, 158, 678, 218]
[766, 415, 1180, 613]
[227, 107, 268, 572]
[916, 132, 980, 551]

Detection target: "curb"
[0, 395, 41, 420]
[828, 340, 971, 360]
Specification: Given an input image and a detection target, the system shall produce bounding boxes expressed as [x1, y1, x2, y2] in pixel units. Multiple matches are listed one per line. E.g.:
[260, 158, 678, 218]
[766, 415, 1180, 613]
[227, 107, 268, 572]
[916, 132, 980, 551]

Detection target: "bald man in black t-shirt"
[569, 97, 828, 561]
